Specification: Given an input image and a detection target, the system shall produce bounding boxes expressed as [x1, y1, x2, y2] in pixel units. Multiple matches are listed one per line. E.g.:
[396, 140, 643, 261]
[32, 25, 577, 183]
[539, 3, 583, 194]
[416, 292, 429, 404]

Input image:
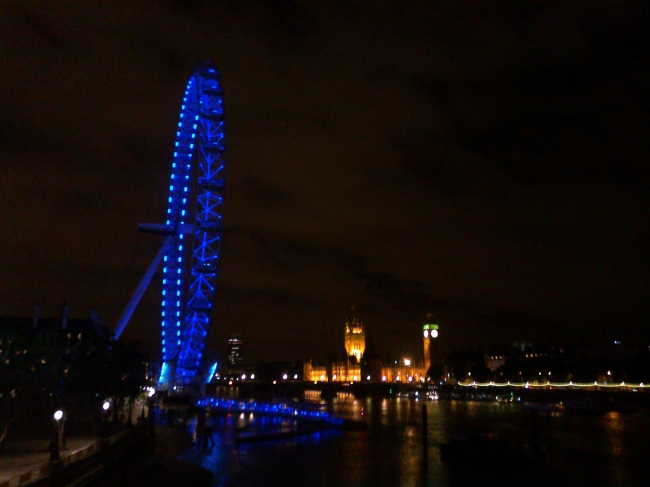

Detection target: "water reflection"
[176, 398, 650, 487]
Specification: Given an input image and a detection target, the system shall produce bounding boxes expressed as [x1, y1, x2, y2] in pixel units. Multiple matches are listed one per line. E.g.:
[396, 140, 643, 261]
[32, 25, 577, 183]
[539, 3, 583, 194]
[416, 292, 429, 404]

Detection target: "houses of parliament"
[303, 310, 439, 383]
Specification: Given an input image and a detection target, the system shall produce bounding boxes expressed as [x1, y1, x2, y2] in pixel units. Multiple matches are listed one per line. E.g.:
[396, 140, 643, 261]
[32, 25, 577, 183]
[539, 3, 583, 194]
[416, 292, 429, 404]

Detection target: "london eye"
[113, 61, 225, 388]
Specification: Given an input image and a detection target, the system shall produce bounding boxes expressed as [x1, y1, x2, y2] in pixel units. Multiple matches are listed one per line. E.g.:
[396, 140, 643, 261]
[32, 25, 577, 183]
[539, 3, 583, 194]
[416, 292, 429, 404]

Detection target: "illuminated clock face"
[423, 330, 429, 338]
[431, 329, 439, 338]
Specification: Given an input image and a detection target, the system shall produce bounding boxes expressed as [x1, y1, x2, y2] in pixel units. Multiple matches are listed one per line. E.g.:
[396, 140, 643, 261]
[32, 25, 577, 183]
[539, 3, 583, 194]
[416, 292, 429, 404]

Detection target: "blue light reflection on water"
[178, 398, 650, 487]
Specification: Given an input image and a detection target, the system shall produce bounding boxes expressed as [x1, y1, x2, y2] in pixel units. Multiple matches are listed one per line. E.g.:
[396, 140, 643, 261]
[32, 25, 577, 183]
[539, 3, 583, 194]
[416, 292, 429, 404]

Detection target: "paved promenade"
[0, 436, 98, 486]
[0, 403, 148, 487]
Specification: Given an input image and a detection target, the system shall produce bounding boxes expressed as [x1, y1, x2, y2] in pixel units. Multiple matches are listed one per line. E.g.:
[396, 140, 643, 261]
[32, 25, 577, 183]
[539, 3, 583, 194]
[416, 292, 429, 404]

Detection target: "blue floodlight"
[206, 362, 218, 383]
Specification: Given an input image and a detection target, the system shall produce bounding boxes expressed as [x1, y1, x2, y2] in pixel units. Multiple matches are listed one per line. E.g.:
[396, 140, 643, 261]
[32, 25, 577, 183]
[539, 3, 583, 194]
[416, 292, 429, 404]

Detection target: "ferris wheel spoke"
[157, 62, 226, 388]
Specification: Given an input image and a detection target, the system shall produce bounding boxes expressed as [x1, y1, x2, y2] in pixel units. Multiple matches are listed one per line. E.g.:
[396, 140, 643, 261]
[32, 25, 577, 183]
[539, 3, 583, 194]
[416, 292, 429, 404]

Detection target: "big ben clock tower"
[422, 313, 439, 372]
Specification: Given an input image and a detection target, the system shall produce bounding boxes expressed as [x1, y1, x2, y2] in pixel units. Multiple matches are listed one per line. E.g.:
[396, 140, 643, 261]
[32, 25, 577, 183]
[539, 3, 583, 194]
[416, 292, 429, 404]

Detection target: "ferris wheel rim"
[159, 61, 225, 387]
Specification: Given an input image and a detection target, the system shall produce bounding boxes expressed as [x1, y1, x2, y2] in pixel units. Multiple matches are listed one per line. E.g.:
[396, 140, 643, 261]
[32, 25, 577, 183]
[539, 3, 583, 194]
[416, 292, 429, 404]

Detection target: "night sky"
[1, 1, 649, 364]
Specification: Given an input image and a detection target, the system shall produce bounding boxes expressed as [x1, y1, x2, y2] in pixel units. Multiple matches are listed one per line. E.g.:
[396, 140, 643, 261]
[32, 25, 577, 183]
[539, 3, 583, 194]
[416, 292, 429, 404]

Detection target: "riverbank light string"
[457, 381, 650, 390]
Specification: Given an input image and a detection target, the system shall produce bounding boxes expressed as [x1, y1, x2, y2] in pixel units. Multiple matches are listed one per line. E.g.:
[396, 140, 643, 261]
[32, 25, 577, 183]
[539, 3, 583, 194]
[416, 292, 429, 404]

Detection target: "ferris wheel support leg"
[113, 236, 173, 339]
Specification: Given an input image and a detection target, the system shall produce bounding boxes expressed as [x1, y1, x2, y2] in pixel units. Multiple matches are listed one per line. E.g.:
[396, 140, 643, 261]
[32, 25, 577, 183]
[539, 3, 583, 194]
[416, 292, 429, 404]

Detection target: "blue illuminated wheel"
[159, 62, 225, 387]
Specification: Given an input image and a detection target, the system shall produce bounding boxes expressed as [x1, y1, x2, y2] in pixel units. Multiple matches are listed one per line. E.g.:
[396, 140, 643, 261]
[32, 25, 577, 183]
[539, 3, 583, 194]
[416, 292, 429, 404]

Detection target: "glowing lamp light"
[403, 359, 411, 367]
[102, 401, 110, 411]
[431, 329, 438, 338]
[367, 375, 371, 381]
[54, 410, 63, 421]
[353, 376, 358, 381]
[251, 374, 255, 379]
[241, 374, 246, 380]
[408, 376, 413, 382]
[282, 374, 288, 380]
[320, 375, 325, 381]
[423, 330, 429, 338]
[293, 374, 298, 379]
[382, 376, 387, 382]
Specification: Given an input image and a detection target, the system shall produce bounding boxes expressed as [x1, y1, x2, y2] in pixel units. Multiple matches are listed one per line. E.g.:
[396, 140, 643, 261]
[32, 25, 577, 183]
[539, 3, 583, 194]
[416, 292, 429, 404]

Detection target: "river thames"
[175, 395, 650, 487]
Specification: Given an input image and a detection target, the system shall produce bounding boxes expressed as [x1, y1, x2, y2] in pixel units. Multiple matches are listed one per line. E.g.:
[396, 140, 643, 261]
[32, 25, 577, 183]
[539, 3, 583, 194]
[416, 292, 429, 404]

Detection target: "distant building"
[304, 310, 431, 383]
[0, 306, 113, 387]
[485, 354, 507, 371]
[1, 304, 109, 347]
[227, 335, 243, 366]
[344, 309, 365, 361]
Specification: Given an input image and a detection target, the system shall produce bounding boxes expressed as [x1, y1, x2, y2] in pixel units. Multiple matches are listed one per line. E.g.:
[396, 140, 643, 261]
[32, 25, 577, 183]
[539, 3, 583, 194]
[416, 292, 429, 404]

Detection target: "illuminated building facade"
[303, 361, 365, 383]
[344, 313, 365, 361]
[304, 358, 429, 384]
[227, 335, 243, 366]
[486, 354, 507, 371]
[304, 313, 431, 383]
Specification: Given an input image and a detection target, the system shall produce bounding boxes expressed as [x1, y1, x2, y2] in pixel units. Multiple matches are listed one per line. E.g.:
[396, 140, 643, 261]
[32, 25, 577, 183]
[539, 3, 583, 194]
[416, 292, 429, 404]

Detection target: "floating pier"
[196, 397, 366, 442]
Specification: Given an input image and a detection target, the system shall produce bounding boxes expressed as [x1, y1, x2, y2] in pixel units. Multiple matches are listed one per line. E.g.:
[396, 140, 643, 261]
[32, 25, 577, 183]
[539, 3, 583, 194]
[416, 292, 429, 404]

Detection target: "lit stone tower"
[422, 313, 439, 372]
[344, 308, 365, 361]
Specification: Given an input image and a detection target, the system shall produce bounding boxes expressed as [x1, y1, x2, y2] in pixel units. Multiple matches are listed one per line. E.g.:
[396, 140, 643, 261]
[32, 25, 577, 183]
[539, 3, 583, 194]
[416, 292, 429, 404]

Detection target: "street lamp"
[101, 401, 111, 438]
[50, 410, 64, 462]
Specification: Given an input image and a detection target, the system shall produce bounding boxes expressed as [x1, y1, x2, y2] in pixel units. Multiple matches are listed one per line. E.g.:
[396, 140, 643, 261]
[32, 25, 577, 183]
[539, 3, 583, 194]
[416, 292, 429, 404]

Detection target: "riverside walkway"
[0, 418, 153, 487]
[0, 437, 98, 487]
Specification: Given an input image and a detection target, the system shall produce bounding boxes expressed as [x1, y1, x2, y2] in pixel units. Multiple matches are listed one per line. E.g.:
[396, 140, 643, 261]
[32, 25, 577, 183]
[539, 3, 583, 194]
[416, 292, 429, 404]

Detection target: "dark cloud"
[6, 5, 73, 53]
[58, 189, 120, 212]
[234, 178, 299, 211]
[1, 0, 648, 363]
[0, 105, 71, 160]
